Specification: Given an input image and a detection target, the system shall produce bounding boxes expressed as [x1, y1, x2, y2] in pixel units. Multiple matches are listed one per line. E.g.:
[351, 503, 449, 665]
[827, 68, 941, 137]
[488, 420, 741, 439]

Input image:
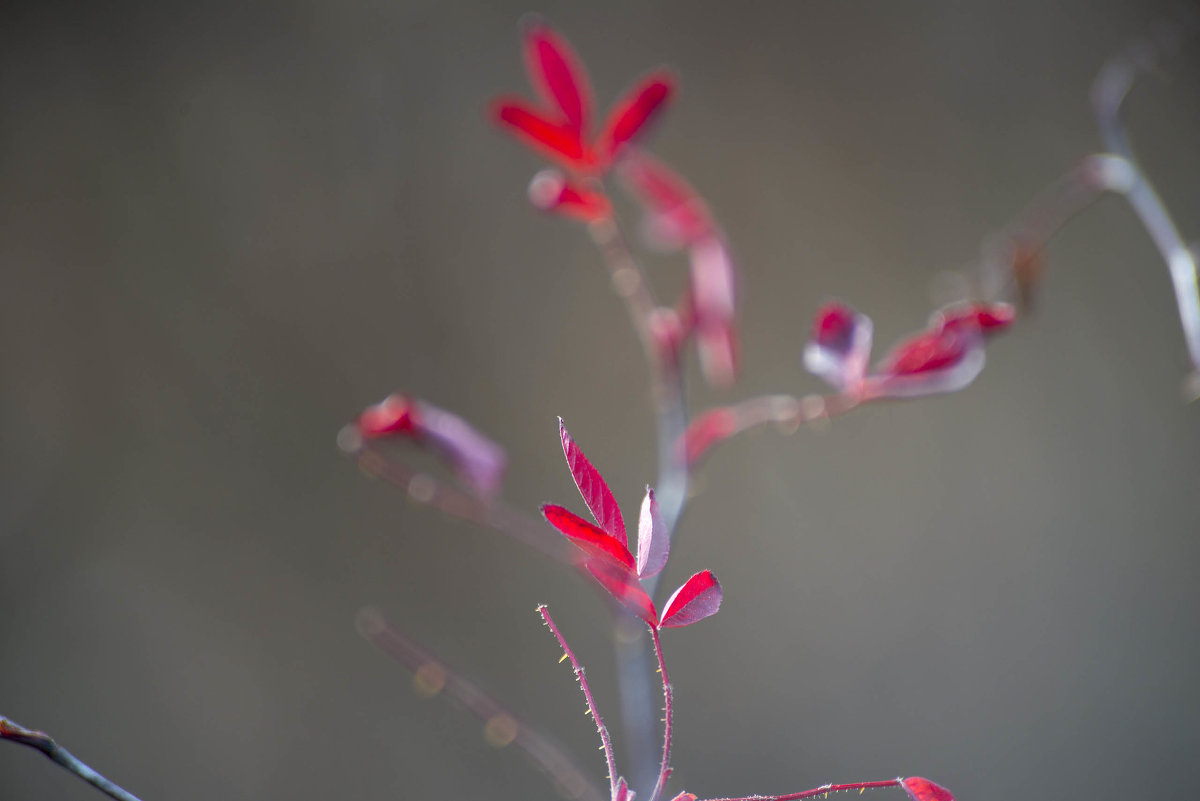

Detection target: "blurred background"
[2, 2, 1199, 800]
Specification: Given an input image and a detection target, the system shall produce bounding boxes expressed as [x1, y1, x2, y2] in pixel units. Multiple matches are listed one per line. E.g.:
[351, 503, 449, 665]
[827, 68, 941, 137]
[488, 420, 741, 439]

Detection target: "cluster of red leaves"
[491, 22, 740, 386]
[810, 299, 1017, 400]
[543, 420, 722, 629]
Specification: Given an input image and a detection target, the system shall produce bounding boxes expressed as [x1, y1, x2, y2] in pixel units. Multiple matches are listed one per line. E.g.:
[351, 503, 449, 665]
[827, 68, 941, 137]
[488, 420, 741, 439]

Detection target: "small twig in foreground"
[356, 607, 606, 801]
[1, 716, 146, 801]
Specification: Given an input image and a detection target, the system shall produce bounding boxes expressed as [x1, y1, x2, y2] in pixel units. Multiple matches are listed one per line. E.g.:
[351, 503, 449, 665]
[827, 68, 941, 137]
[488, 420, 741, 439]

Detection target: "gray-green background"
[2, 2, 1198, 800]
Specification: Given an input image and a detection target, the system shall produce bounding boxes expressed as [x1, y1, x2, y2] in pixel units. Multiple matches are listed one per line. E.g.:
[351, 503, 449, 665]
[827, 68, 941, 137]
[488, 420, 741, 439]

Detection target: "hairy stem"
[538, 605, 620, 798]
[647, 625, 674, 801]
[1, 716, 146, 801]
[700, 778, 904, 801]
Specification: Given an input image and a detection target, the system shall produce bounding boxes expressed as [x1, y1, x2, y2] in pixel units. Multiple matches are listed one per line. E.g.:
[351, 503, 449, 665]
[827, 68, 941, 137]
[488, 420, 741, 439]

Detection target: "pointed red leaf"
[542, 504, 634, 571]
[636, 487, 669, 578]
[522, 20, 592, 135]
[559, 419, 627, 547]
[901, 777, 955, 801]
[528, 169, 611, 222]
[614, 777, 630, 801]
[599, 71, 675, 161]
[668, 794, 697, 801]
[659, 570, 722, 628]
[587, 559, 657, 626]
[940, 301, 1016, 332]
[491, 99, 590, 167]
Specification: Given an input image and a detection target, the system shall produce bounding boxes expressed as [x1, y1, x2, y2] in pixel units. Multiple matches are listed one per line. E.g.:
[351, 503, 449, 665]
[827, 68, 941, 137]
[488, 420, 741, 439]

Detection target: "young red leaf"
[559, 419, 627, 547]
[586, 559, 658, 626]
[542, 504, 634, 572]
[613, 777, 631, 801]
[803, 300, 874, 394]
[659, 570, 722, 628]
[600, 71, 676, 162]
[358, 394, 418, 438]
[689, 236, 740, 386]
[491, 99, 590, 168]
[940, 301, 1017, 332]
[636, 487, 669, 578]
[866, 311, 987, 400]
[619, 152, 713, 249]
[528, 169, 612, 222]
[668, 794, 697, 801]
[901, 777, 955, 801]
[522, 19, 592, 135]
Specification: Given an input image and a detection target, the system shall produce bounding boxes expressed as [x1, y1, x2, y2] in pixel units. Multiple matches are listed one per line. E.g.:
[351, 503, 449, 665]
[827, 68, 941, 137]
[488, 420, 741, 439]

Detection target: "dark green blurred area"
[2, 2, 1198, 800]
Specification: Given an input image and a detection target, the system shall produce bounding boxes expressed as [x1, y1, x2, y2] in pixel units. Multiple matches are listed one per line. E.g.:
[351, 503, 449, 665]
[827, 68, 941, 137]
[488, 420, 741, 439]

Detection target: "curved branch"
[1, 716, 146, 801]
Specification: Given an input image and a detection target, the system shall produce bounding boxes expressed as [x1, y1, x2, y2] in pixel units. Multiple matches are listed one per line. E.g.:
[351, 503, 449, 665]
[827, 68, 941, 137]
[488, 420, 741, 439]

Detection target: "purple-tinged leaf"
[357, 394, 418, 438]
[803, 300, 874, 394]
[587, 559, 658, 626]
[613, 777, 633, 801]
[542, 504, 634, 572]
[667, 794, 696, 801]
[659, 570, 722, 628]
[636, 487, 669, 578]
[901, 777, 955, 801]
[559, 419, 627, 546]
[688, 236, 739, 387]
[416, 401, 507, 499]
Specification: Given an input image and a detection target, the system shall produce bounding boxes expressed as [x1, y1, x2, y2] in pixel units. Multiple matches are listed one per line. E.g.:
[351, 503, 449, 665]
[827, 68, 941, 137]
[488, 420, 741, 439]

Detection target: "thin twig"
[356, 608, 607, 801]
[699, 778, 904, 801]
[1, 716, 146, 801]
[344, 440, 579, 567]
[1091, 26, 1200, 383]
[647, 625, 674, 801]
[538, 605, 620, 799]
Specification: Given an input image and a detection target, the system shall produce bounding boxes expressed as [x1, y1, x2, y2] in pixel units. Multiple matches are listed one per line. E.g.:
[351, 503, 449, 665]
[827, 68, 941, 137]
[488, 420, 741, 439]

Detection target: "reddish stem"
[647, 625, 674, 801]
[699, 778, 904, 801]
[538, 605, 620, 799]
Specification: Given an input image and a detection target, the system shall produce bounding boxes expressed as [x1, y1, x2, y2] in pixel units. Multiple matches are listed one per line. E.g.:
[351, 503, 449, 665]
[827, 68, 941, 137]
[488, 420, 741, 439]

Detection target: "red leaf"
[522, 19, 592, 135]
[901, 777, 955, 801]
[620, 153, 713, 248]
[587, 559, 657, 625]
[940, 301, 1016, 332]
[559, 419, 627, 547]
[528, 169, 611, 221]
[599, 71, 675, 161]
[542, 504, 634, 572]
[491, 99, 590, 168]
[358, 394, 418, 439]
[803, 301, 874, 394]
[659, 570, 722, 628]
[636, 487, 669, 578]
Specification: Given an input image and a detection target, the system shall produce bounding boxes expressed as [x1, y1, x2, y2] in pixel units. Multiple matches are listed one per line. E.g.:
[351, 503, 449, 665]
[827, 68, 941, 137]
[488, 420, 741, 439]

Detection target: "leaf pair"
[543, 420, 722, 629]
[804, 300, 1016, 400]
[491, 19, 675, 177]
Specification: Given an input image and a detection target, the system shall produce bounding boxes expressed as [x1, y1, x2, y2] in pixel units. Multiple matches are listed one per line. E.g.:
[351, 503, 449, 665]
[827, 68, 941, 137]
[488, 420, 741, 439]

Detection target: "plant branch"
[357, 608, 607, 801]
[1091, 27, 1200, 385]
[343, 439, 579, 567]
[647, 625, 674, 801]
[538, 605, 620, 799]
[1, 716, 146, 801]
[588, 204, 689, 794]
[699, 778, 905, 801]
